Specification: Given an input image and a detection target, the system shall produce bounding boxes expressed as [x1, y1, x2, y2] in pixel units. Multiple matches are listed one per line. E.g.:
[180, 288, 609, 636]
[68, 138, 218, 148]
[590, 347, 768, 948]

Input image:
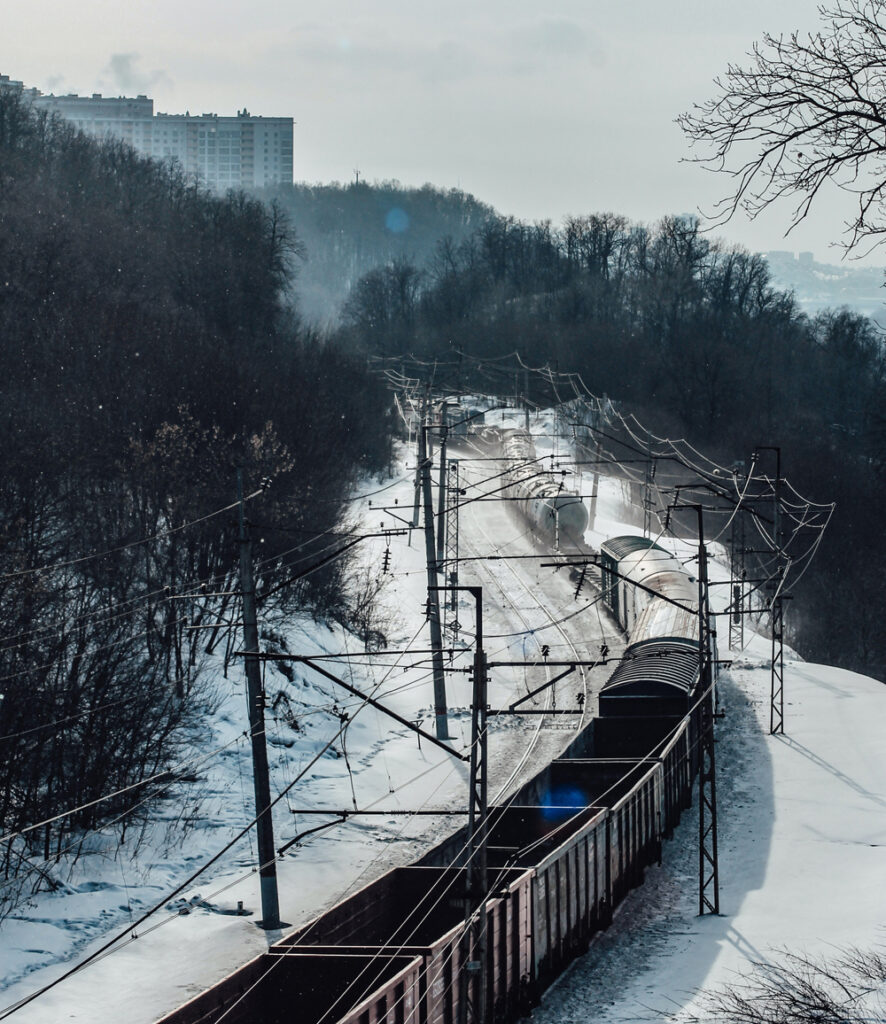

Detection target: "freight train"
[497, 428, 589, 550]
[158, 522, 709, 1024]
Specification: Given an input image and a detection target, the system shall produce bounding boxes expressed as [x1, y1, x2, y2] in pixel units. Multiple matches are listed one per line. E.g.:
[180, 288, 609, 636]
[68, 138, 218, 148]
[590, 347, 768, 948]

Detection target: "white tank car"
[628, 571, 699, 645]
[499, 428, 589, 548]
[600, 536, 697, 634]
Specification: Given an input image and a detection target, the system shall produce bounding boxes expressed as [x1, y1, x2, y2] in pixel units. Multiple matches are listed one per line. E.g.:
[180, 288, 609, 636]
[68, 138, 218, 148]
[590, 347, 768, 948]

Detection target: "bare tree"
[684, 946, 886, 1023]
[678, 0, 886, 253]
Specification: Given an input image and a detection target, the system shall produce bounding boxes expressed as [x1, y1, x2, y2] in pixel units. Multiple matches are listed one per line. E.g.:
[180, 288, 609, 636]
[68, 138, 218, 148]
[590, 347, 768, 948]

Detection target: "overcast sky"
[7, 0, 884, 265]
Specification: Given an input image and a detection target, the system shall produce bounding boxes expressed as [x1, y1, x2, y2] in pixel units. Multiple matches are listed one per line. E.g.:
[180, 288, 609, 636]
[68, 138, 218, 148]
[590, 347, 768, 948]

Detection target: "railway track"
[157, 418, 710, 1024]
[456, 455, 596, 798]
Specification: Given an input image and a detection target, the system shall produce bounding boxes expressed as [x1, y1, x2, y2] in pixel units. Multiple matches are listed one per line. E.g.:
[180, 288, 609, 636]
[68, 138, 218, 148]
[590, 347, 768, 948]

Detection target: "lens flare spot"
[385, 207, 409, 234]
[540, 785, 587, 821]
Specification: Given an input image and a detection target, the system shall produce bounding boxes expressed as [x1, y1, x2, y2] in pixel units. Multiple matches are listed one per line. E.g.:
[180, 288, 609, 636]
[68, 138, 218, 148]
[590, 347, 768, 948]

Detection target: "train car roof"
[523, 483, 585, 505]
[601, 639, 699, 696]
[630, 589, 699, 648]
[618, 547, 683, 584]
[600, 535, 669, 561]
[637, 570, 698, 604]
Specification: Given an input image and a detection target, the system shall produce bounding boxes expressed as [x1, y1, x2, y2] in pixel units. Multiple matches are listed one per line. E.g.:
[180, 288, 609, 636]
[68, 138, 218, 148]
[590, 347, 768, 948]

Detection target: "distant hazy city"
[763, 249, 886, 325]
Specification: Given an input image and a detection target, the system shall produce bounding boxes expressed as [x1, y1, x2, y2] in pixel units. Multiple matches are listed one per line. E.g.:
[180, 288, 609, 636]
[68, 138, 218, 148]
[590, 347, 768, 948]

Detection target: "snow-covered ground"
[0, 408, 611, 1022]
[2, 405, 883, 1023]
[532, 615, 886, 1019]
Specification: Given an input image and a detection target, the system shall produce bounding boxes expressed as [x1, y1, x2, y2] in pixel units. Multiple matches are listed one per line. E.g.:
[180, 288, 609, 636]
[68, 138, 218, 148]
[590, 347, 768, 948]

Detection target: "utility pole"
[695, 507, 719, 915]
[421, 420, 450, 740]
[436, 403, 450, 567]
[770, 583, 785, 735]
[771, 448, 785, 736]
[729, 480, 746, 653]
[456, 587, 488, 1024]
[411, 387, 427, 534]
[523, 365, 530, 430]
[237, 469, 280, 930]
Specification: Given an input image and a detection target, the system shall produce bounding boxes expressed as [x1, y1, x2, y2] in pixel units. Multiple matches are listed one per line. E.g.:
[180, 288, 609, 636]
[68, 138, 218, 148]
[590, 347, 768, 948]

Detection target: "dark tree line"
[0, 91, 392, 903]
[338, 211, 886, 678]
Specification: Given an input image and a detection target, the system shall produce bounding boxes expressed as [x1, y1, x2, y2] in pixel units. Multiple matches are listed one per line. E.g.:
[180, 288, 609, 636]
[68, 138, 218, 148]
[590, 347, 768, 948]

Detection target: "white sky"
[6, 0, 886, 265]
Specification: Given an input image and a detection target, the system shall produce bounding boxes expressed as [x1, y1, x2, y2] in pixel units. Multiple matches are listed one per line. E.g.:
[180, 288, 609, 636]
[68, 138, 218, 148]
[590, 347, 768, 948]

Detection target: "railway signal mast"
[270, 580, 492, 1022]
[443, 459, 462, 640]
[728, 470, 747, 653]
[444, 586, 489, 1024]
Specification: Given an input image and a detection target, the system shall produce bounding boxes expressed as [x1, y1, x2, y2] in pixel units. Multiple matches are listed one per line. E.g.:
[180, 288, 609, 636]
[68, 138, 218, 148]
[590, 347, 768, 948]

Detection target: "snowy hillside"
[0, 409, 611, 1022]
[1, 406, 883, 1024]
[533, 654, 886, 1021]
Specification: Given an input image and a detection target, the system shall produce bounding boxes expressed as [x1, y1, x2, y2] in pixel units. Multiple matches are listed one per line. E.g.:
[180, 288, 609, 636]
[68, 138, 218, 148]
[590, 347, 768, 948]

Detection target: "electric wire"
[2, 376, 829, 1018]
[0, 490, 264, 584]
[0, 618, 437, 1018]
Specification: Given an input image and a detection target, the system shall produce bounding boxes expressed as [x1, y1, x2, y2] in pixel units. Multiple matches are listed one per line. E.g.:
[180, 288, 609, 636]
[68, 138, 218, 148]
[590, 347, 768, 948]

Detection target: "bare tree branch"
[682, 945, 886, 1023]
[678, 0, 886, 252]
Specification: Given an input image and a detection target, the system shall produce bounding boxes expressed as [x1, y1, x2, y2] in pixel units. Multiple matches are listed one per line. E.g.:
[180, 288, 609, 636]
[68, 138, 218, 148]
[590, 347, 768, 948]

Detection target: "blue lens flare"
[539, 785, 587, 821]
[385, 207, 409, 233]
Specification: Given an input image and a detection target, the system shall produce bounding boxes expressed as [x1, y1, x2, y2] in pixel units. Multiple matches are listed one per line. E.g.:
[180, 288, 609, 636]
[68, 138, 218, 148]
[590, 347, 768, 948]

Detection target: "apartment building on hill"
[0, 74, 293, 192]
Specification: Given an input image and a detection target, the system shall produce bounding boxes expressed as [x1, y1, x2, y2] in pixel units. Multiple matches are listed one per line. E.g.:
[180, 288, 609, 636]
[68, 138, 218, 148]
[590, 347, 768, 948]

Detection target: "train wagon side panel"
[595, 819, 609, 925]
[609, 805, 623, 902]
[336, 956, 423, 1024]
[484, 869, 533, 1023]
[533, 867, 550, 981]
[558, 856, 568, 963]
[163, 952, 424, 1024]
[529, 807, 608, 985]
[516, 870, 532, 994]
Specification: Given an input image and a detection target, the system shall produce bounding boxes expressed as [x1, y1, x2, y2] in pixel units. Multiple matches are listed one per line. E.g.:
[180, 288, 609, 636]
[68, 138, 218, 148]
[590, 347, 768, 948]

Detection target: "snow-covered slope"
[0, 419, 611, 1022]
[2, 409, 883, 1024]
[533, 657, 886, 1022]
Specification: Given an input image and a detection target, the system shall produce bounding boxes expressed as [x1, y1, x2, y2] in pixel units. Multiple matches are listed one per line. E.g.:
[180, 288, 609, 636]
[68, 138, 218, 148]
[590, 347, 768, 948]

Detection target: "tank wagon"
[499, 428, 588, 549]
[449, 405, 486, 439]
[599, 535, 697, 635]
[595, 533, 708, 767]
[428, 401, 486, 440]
[158, 532, 710, 1024]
